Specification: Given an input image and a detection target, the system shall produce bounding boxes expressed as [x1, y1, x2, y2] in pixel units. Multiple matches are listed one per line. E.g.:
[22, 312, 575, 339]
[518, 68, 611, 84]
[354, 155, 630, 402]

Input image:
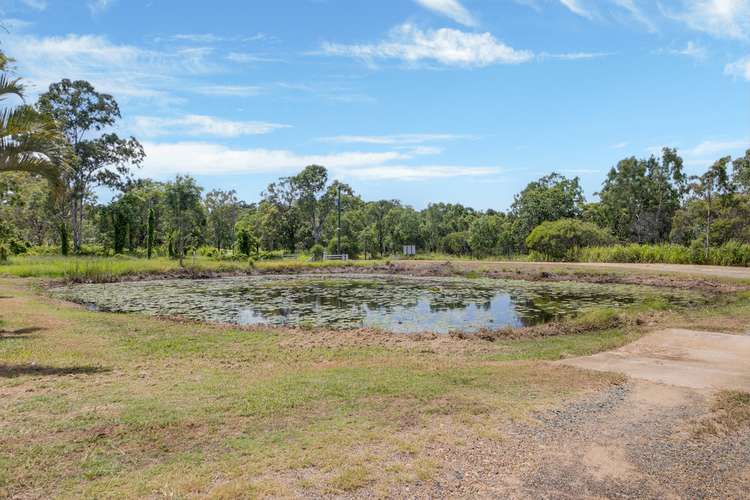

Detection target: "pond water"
[51, 274, 705, 333]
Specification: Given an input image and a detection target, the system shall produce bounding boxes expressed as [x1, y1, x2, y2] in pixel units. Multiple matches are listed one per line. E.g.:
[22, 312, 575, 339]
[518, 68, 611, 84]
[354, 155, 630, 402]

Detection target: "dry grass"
[0, 277, 625, 498]
[693, 391, 750, 439]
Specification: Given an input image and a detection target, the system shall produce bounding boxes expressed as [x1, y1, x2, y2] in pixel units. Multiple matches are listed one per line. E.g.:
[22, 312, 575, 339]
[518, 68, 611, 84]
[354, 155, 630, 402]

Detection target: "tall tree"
[690, 157, 735, 258]
[37, 79, 144, 252]
[164, 175, 204, 266]
[598, 149, 686, 243]
[733, 149, 750, 193]
[205, 189, 240, 251]
[510, 173, 584, 249]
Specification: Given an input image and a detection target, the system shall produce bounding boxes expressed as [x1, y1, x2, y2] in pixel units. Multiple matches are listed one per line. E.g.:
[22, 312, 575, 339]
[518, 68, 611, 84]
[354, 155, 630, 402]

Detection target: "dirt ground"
[391, 380, 750, 499]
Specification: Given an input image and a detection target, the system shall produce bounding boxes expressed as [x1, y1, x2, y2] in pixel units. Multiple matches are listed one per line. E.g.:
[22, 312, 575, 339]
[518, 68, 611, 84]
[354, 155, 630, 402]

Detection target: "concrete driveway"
[560, 328, 750, 391]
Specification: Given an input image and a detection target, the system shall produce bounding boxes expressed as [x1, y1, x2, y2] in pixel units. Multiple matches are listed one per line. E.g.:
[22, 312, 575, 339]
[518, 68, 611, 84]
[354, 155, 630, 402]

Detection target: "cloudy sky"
[2, 0, 749, 209]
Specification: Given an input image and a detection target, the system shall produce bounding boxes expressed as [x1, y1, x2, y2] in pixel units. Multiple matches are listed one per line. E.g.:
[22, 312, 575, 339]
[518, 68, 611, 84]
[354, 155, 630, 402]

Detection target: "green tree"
[510, 173, 584, 250]
[37, 79, 144, 252]
[0, 52, 68, 188]
[469, 214, 504, 257]
[147, 206, 155, 259]
[205, 189, 240, 251]
[598, 148, 686, 243]
[164, 175, 204, 266]
[689, 157, 735, 258]
[733, 149, 750, 193]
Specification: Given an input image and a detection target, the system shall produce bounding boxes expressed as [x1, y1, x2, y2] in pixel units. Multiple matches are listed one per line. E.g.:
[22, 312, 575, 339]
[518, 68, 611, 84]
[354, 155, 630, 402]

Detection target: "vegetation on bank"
[576, 241, 750, 267]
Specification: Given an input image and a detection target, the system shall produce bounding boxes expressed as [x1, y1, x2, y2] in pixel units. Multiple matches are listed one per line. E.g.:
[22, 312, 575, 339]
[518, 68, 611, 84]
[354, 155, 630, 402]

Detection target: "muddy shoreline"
[45, 260, 749, 294]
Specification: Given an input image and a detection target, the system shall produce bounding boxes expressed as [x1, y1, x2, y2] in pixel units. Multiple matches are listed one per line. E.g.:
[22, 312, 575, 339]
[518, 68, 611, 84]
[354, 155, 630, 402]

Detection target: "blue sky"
[2, 0, 749, 209]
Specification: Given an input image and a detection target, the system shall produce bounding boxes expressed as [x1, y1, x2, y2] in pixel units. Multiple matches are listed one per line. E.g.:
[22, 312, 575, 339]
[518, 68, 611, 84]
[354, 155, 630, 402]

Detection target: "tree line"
[1, 51, 749, 262]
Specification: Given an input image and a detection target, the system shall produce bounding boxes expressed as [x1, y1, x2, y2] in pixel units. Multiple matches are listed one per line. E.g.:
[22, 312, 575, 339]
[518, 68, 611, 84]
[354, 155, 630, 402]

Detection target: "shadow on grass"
[0, 364, 110, 378]
[0, 326, 45, 340]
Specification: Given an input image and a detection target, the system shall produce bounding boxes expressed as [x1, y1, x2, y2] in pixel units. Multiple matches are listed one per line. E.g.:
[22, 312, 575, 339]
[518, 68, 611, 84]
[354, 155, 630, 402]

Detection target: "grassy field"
[0, 276, 644, 498]
[2, 259, 750, 497]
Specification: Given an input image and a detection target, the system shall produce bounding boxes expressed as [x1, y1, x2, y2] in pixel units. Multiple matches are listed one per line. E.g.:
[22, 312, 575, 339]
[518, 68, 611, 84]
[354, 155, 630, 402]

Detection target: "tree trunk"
[705, 190, 712, 261]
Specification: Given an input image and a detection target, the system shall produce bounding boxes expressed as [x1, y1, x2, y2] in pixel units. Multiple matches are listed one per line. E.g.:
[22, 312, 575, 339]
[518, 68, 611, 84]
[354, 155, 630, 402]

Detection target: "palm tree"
[0, 52, 68, 191]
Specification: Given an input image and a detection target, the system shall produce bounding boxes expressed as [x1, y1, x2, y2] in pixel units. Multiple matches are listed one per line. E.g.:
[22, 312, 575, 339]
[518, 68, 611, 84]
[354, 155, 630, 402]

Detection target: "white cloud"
[725, 55, 750, 80]
[688, 139, 749, 156]
[321, 23, 533, 67]
[414, 0, 479, 27]
[538, 51, 614, 60]
[225, 52, 278, 64]
[191, 85, 264, 97]
[559, 0, 593, 18]
[0, 18, 33, 31]
[133, 115, 290, 138]
[341, 165, 498, 181]
[140, 141, 498, 180]
[318, 133, 471, 145]
[611, 0, 656, 31]
[3, 33, 217, 101]
[88, 0, 115, 14]
[21, 0, 47, 10]
[664, 0, 750, 40]
[657, 40, 708, 59]
[172, 33, 223, 43]
[612, 141, 629, 149]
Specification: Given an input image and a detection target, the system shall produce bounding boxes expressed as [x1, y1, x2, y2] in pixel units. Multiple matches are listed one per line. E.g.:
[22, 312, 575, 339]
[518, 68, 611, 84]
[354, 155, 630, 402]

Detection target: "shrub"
[526, 219, 614, 260]
[0, 243, 8, 263]
[327, 237, 359, 259]
[310, 244, 325, 261]
[441, 231, 471, 256]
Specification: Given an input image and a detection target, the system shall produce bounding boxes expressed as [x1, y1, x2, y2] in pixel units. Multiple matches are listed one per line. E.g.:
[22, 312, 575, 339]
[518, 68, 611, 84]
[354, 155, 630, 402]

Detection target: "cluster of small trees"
[1, 49, 750, 262]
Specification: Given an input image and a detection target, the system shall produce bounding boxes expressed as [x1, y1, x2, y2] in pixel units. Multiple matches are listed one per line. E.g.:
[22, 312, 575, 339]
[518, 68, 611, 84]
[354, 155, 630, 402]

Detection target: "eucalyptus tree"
[510, 173, 584, 250]
[205, 189, 241, 251]
[689, 157, 735, 257]
[598, 148, 686, 243]
[37, 79, 144, 252]
[164, 175, 204, 266]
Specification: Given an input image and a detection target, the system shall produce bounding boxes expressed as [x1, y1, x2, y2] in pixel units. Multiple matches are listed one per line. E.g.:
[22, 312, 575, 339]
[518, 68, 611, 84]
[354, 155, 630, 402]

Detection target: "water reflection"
[52, 275, 704, 334]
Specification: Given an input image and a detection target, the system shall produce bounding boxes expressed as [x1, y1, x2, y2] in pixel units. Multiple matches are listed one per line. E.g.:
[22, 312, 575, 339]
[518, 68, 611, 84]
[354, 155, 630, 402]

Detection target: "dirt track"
[405, 380, 750, 499]
[398, 259, 750, 281]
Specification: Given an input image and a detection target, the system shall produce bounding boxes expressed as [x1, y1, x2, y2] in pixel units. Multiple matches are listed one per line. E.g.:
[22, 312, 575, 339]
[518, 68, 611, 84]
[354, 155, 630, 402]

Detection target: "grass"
[693, 390, 750, 438]
[1, 260, 748, 497]
[578, 242, 750, 267]
[0, 276, 628, 498]
[0, 255, 383, 282]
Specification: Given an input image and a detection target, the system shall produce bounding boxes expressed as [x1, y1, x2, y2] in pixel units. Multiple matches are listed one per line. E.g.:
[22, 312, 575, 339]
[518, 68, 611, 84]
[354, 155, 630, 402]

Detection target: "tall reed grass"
[577, 241, 750, 267]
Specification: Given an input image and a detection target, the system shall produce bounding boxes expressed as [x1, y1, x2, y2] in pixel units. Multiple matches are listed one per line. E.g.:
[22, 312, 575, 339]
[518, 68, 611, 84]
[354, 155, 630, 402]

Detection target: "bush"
[310, 244, 325, 261]
[196, 245, 217, 257]
[526, 219, 614, 260]
[0, 243, 8, 263]
[327, 237, 359, 259]
[441, 231, 471, 256]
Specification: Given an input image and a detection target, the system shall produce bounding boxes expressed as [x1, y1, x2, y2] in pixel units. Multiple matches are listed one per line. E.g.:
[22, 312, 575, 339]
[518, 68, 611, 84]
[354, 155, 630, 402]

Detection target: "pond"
[51, 274, 706, 333]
